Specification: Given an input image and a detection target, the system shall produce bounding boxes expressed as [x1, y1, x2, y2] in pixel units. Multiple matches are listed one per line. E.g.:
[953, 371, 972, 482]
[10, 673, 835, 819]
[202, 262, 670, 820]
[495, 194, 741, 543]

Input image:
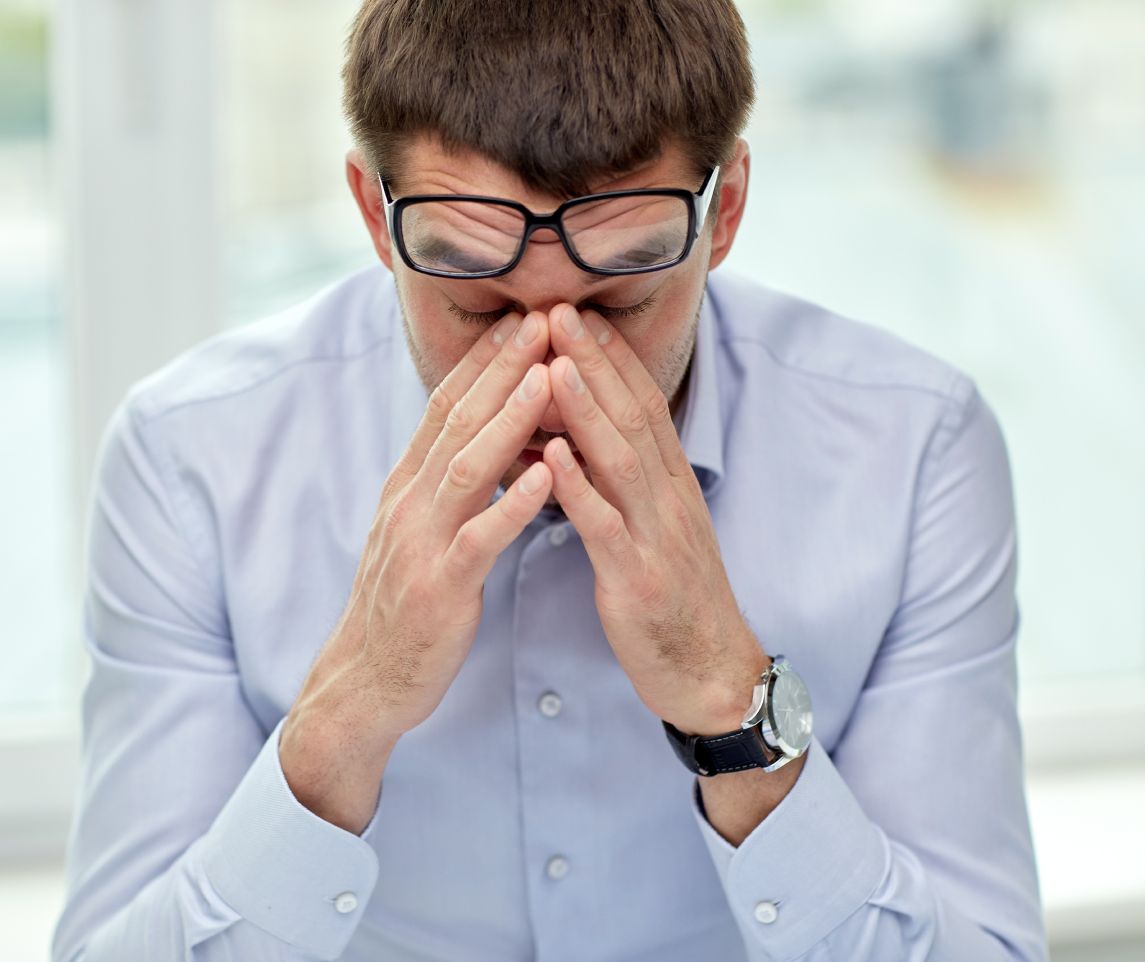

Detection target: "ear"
[345, 148, 395, 272]
[706, 138, 749, 272]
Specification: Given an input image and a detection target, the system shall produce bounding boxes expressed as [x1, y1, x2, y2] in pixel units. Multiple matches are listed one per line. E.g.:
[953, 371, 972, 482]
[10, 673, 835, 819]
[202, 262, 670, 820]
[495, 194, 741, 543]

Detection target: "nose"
[509, 230, 585, 314]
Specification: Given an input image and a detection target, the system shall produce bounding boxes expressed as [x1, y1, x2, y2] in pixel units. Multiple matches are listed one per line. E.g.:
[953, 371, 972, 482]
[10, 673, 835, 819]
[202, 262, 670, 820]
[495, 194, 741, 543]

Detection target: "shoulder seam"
[925, 374, 981, 466]
[125, 399, 230, 638]
[132, 334, 395, 425]
[722, 332, 969, 404]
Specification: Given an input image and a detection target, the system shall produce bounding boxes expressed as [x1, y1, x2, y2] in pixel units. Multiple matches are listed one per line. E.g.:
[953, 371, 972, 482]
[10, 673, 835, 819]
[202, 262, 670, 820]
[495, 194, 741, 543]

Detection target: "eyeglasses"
[378, 166, 720, 279]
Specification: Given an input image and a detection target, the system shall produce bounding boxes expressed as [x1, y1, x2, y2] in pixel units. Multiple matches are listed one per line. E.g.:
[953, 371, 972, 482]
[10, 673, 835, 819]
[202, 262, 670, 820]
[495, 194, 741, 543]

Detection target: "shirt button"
[546, 855, 570, 880]
[548, 525, 569, 547]
[753, 900, 779, 924]
[334, 892, 359, 914]
[538, 691, 563, 718]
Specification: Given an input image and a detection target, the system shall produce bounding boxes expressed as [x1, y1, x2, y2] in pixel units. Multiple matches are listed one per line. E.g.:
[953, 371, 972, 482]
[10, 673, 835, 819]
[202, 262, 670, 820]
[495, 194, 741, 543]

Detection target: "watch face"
[770, 669, 813, 755]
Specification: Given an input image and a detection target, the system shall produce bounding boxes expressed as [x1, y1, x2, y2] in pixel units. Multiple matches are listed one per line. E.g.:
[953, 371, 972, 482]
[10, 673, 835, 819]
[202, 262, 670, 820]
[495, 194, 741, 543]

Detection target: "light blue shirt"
[53, 265, 1047, 962]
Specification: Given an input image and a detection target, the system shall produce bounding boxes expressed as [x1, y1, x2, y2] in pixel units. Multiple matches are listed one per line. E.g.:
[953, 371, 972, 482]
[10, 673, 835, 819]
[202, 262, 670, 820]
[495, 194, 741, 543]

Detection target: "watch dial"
[771, 670, 813, 754]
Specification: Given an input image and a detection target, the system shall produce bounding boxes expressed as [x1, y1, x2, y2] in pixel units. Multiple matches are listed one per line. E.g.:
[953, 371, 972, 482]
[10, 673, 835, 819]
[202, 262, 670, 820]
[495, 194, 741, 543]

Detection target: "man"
[53, 1, 1048, 960]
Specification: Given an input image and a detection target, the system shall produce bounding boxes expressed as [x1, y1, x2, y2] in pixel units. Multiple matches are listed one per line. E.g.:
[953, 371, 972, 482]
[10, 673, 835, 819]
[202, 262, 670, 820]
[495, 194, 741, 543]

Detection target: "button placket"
[514, 517, 596, 945]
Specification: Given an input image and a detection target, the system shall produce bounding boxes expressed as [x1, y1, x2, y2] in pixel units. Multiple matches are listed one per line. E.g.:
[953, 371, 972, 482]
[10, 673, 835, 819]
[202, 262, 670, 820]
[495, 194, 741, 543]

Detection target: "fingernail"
[556, 441, 576, 470]
[493, 314, 520, 345]
[515, 316, 539, 347]
[564, 359, 584, 393]
[560, 306, 584, 339]
[518, 365, 542, 401]
[519, 463, 542, 494]
[584, 313, 611, 345]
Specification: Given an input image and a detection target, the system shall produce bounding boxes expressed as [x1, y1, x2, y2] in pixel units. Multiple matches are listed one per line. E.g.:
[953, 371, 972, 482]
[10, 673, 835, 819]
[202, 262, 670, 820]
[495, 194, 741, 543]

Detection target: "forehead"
[397, 133, 699, 209]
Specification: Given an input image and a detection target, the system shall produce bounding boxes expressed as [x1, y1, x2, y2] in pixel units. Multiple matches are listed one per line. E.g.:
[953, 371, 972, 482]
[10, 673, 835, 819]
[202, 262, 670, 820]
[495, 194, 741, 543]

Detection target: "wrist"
[673, 648, 771, 737]
[280, 670, 403, 836]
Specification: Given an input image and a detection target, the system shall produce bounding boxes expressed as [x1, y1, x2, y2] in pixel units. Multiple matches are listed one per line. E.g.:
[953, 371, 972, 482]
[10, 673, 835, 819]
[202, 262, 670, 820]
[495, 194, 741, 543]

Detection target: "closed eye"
[448, 293, 656, 325]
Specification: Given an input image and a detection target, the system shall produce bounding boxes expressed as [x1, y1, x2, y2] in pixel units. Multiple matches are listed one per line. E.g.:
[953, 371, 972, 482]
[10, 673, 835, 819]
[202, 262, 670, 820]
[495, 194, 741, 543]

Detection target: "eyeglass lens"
[399, 194, 691, 275]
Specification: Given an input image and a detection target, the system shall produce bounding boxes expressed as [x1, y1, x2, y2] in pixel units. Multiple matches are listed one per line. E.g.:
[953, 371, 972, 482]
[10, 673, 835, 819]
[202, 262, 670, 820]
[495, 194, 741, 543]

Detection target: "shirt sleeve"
[51, 395, 382, 962]
[688, 379, 1049, 962]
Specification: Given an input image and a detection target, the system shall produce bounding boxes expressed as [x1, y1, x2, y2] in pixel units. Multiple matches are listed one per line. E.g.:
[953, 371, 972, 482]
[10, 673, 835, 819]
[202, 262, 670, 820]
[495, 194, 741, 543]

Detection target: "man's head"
[342, 0, 754, 510]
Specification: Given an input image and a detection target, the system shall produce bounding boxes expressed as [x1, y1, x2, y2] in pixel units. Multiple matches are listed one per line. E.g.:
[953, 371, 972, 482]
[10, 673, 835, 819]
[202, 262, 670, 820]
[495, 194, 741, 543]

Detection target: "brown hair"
[342, 0, 754, 199]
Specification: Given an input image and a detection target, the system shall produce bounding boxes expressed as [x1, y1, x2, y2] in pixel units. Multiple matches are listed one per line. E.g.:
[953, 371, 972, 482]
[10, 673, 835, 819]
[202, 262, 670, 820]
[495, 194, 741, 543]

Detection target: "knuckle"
[379, 494, 410, 540]
[618, 395, 649, 435]
[379, 472, 405, 506]
[579, 401, 604, 429]
[446, 396, 479, 438]
[444, 451, 477, 489]
[612, 446, 643, 486]
[611, 349, 636, 378]
[578, 350, 609, 379]
[493, 482, 526, 521]
[493, 347, 523, 378]
[491, 408, 523, 446]
[483, 348, 522, 393]
[667, 495, 696, 538]
[645, 388, 672, 424]
[427, 382, 458, 423]
[450, 522, 485, 573]
[487, 419, 524, 460]
[600, 505, 627, 543]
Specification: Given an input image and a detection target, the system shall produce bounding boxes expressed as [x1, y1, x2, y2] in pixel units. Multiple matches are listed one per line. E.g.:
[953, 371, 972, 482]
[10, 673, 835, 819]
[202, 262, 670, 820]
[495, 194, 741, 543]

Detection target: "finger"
[346, 314, 535, 633]
[544, 436, 639, 584]
[431, 362, 554, 532]
[581, 307, 694, 483]
[548, 303, 676, 496]
[441, 458, 553, 594]
[548, 351, 659, 537]
[383, 310, 530, 499]
[414, 310, 550, 499]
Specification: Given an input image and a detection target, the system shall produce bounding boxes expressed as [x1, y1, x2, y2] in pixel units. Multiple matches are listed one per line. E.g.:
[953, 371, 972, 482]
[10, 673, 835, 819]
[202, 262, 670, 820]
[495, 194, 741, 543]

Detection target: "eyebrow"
[407, 234, 505, 273]
[595, 230, 683, 270]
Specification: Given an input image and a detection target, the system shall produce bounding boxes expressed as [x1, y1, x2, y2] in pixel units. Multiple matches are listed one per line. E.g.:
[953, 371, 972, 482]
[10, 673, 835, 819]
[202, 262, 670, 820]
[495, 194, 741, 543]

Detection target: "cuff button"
[753, 900, 779, 924]
[334, 892, 359, 914]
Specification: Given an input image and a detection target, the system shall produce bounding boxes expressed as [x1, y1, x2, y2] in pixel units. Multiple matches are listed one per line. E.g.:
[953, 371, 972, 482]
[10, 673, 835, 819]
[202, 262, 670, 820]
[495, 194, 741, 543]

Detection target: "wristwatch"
[662, 655, 813, 776]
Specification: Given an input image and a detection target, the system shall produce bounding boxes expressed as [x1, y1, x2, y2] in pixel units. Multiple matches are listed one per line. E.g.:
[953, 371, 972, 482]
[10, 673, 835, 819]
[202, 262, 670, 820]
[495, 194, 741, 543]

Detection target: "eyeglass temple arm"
[377, 173, 397, 237]
[693, 167, 720, 238]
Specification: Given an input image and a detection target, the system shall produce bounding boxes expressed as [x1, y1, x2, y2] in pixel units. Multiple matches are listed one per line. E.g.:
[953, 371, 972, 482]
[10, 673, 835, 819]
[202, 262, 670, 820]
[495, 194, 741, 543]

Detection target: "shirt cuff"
[689, 736, 889, 959]
[199, 716, 380, 960]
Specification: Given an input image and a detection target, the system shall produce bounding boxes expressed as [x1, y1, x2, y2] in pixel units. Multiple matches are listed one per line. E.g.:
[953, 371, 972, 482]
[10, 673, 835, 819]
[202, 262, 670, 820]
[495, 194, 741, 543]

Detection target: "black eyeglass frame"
[377, 166, 720, 280]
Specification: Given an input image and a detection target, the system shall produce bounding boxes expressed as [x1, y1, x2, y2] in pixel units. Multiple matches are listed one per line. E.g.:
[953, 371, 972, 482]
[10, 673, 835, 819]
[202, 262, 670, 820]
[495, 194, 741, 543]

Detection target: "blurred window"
[724, 0, 1145, 687]
[222, 0, 373, 325]
[0, 0, 75, 715]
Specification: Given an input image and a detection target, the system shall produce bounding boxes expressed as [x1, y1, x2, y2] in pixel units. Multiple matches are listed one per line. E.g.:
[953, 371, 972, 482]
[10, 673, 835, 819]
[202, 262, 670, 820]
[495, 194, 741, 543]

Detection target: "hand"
[540, 304, 769, 736]
[280, 309, 557, 831]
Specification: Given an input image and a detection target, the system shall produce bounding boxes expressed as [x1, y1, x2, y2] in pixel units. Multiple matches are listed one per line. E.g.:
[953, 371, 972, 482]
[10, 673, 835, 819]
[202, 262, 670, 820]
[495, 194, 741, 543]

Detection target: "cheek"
[624, 297, 689, 361]
[404, 294, 476, 377]
[434, 325, 476, 365]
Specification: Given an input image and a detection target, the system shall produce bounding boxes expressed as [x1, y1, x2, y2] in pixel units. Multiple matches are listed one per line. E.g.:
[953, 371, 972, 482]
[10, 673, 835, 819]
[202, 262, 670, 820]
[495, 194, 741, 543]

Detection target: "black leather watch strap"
[662, 719, 777, 777]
